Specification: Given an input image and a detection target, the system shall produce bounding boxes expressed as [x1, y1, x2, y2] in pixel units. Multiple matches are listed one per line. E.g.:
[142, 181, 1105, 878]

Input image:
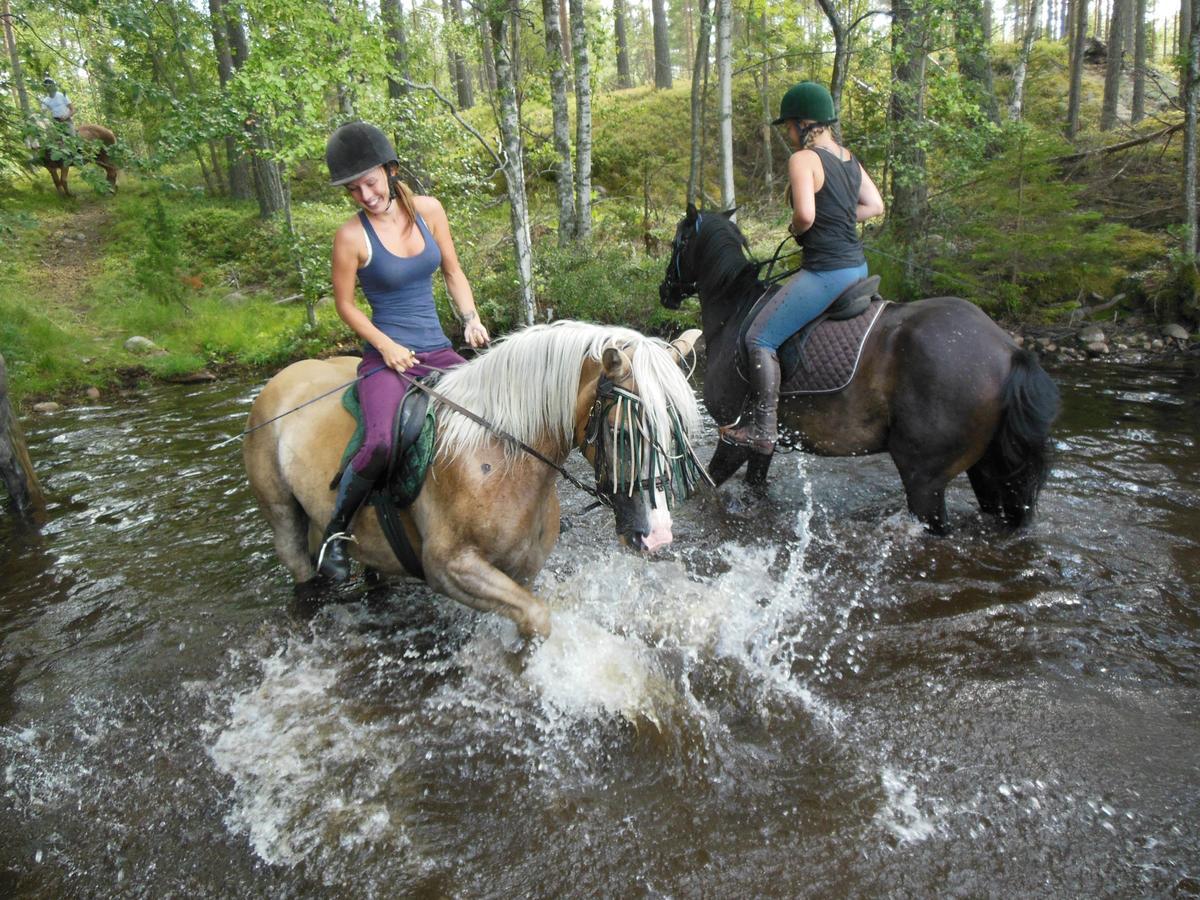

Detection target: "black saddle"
[737, 275, 881, 380]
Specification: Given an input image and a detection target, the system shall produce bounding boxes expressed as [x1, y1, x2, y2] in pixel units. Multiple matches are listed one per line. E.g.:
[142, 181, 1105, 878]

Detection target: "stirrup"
[719, 423, 776, 454]
[316, 531, 357, 574]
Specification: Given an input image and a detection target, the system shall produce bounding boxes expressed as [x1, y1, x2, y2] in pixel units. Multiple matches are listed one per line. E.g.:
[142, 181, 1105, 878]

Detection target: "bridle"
[661, 213, 703, 306]
[410, 363, 710, 514]
[582, 373, 711, 509]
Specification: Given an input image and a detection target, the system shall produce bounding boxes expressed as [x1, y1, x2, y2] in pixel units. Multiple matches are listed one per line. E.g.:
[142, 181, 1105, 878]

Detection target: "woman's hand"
[463, 317, 490, 348]
[378, 338, 417, 372]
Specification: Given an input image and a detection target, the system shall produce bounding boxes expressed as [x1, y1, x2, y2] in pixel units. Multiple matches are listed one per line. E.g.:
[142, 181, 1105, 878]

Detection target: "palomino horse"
[659, 205, 1061, 532]
[42, 123, 118, 197]
[245, 321, 703, 638]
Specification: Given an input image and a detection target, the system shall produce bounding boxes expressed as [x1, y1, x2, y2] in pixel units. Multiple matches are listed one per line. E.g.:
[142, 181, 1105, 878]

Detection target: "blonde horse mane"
[434, 320, 702, 466]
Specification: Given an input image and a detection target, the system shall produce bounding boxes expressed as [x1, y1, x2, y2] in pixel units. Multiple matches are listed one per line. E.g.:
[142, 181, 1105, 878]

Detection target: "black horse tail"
[991, 349, 1060, 527]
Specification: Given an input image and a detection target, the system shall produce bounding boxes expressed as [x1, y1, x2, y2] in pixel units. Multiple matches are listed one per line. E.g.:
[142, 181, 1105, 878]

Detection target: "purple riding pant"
[349, 345, 467, 480]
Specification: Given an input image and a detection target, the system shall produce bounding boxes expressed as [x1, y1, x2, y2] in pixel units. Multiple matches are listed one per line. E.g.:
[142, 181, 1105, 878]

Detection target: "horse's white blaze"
[643, 496, 673, 552]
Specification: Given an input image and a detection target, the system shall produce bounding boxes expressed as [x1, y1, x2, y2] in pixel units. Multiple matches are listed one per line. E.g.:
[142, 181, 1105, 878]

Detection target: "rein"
[402, 372, 610, 508]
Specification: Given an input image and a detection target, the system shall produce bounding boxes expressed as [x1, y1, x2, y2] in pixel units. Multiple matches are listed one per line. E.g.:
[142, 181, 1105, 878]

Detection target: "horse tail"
[991, 349, 1060, 527]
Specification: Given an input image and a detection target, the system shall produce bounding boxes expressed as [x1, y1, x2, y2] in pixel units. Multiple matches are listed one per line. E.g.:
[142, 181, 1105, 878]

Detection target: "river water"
[1, 358, 1197, 897]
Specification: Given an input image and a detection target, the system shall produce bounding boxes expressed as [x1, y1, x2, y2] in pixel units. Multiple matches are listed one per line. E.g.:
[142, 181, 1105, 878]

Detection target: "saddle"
[737, 275, 886, 394]
[333, 378, 438, 578]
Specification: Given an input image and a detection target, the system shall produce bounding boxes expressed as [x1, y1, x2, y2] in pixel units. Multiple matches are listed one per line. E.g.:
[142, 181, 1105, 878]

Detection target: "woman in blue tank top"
[722, 82, 885, 456]
[317, 121, 491, 581]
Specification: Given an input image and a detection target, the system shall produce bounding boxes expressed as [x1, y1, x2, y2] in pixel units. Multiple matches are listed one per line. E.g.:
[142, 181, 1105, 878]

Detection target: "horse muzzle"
[659, 280, 682, 310]
[613, 493, 673, 553]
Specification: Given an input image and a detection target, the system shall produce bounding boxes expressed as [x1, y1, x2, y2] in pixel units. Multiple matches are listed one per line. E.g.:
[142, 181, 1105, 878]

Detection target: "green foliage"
[133, 193, 184, 304]
[921, 125, 1166, 316]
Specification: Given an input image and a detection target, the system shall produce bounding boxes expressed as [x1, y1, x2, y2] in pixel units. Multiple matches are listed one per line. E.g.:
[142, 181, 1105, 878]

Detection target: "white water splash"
[875, 767, 940, 843]
[208, 642, 413, 871]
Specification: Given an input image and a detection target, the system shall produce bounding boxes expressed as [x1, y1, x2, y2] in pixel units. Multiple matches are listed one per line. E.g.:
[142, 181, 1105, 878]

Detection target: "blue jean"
[747, 262, 869, 351]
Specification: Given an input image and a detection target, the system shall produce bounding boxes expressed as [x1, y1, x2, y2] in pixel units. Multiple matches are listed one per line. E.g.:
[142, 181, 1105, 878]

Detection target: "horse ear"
[669, 329, 702, 366]
[602, 346, 633, 383]
[721, 207, 738, 219]
[685, 202, 698, 222]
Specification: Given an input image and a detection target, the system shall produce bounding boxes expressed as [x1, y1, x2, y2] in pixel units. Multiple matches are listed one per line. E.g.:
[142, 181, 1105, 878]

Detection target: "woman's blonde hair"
[386, 163, 420, 232]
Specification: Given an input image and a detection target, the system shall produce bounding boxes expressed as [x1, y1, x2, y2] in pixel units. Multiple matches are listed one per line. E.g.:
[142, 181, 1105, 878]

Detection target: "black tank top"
[798, 146, 866, 271]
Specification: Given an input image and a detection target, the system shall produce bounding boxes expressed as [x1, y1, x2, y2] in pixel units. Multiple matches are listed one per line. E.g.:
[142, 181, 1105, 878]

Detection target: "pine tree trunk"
[1131, 0, 1146, 121]
[953, 0, 1002, 125]
[614, 0, 633, 88]
[1185, 0, 1199, 257]
[1010, 0, 1041, 120]
[382, 0, 410, 99]
[716, 0, 734, 215]
[1100, 0, 1128, 129]
[1182, 0, 1193, 103]
[1067, 0, 1089, 137]
[652, 0, 673, 88]
[687, 0, 712, 207]
[889, 0, 930, 286]
[209, 0, 252, 199]
[569, 0, 592, 241]
[543, 0, 575, 244]
[759, 9, 773, 195]
[490, 5, 537, 324]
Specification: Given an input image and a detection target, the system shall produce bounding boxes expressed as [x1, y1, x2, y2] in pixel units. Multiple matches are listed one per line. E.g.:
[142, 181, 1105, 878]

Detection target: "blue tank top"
[356, 210, 451, 352]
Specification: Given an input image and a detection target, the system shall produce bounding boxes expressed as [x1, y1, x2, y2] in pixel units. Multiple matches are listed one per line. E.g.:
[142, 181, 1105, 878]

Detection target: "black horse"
[659, 205, 1061, 532]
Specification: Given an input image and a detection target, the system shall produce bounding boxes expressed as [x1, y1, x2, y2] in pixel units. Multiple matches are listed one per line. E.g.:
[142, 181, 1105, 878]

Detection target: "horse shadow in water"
[660, 205, 1061, 534]
[39, 123, 119, 197]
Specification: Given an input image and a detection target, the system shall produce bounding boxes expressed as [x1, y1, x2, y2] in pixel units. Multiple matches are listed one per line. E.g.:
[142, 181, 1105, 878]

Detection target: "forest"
[0, 0, 1197, 402]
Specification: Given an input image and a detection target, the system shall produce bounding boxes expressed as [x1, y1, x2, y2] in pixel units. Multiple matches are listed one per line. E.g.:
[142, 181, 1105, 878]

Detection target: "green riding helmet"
[325, 121, 399, 186]
[772, 81, 837, 125]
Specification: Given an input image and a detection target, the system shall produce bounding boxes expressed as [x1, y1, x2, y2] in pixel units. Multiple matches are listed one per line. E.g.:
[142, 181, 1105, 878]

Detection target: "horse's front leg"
[424, 546, 551, 639]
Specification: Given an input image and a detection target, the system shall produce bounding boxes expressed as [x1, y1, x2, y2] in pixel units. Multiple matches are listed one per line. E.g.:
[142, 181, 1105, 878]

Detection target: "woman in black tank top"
[721, 81, 885, 455]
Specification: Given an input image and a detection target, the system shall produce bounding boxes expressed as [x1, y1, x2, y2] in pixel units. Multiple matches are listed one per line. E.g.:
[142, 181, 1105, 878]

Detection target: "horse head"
[659, 204, 748, 310]
[579, 329, 705, 553]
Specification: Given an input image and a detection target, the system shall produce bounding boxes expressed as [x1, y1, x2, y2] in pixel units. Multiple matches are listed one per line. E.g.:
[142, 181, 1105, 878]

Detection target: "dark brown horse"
[659, 205, 1061, 532]
[41, 123, 118, 197]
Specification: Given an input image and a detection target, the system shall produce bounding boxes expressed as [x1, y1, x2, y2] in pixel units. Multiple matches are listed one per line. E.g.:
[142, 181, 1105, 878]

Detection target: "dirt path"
[25, 198, 117, 334]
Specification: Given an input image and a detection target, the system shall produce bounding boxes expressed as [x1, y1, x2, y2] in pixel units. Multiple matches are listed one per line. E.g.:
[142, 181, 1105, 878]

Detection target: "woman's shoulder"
[413, 194, 447, 221]
[333, 212, 366, 247]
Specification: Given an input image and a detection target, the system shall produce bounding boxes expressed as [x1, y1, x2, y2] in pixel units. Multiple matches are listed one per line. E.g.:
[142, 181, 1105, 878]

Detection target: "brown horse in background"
[42, 123, 118, 197]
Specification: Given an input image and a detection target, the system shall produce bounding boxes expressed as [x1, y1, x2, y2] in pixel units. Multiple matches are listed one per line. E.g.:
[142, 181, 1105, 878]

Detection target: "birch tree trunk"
[543, 0, 575, 244]
[1100, 0, 1128, 130]
[1009, 0, 1041, 120]
[569, 0, 593, 241]
[687, 0, 712, 207]
[2, 0, 29, 116]
[716, 0, 735, 215]
[1067, 0, 1088, 138]
[490, 3, 537, 324]
[652, 0, 673, 88]
[614, 0, 633, 88]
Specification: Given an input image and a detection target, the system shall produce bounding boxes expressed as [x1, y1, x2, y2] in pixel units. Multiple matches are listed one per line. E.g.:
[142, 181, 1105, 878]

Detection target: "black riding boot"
[721, 347, 781, 454]
[318, 467, 374, 582]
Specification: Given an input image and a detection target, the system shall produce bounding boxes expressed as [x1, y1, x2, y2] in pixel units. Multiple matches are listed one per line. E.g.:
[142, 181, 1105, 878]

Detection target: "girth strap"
[370, 493, 424, 580]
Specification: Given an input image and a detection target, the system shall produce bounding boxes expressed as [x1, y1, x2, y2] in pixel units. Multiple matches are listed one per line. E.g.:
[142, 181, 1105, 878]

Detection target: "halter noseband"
[665, 213, 703, 301]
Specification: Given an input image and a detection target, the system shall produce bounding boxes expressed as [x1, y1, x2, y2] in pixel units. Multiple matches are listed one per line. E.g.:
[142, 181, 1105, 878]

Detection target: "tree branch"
[401, 78, 503, 168]
[1054, 122, 1184, 164]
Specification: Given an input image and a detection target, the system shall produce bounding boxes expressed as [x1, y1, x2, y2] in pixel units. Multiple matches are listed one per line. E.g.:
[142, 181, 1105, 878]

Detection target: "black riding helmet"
[325, 121, 399, 186]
